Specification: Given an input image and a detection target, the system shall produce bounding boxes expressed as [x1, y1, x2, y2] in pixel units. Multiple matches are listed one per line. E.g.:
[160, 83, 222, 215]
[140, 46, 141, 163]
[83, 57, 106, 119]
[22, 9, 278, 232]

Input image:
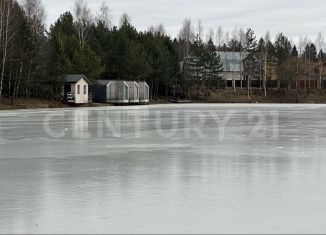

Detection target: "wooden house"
[63, 74, 89, 104]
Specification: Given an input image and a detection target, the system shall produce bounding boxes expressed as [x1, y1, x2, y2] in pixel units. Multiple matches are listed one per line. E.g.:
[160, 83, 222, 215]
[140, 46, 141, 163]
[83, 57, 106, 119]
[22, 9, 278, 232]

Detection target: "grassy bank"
[191, 89, 326, 104]
[2, 92, 326, 111]
[0, 98, 69, 110]
[0, 98, 116, 111]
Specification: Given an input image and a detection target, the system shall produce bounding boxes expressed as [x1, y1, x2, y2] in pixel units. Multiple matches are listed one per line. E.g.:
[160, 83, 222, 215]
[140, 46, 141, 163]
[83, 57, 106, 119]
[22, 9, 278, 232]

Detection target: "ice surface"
[0, 104, 326, 234]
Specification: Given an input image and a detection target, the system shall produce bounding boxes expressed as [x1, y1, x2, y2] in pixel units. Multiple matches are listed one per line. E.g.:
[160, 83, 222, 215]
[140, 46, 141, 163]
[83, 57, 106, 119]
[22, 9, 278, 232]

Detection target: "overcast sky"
[44, 0, 325, 42]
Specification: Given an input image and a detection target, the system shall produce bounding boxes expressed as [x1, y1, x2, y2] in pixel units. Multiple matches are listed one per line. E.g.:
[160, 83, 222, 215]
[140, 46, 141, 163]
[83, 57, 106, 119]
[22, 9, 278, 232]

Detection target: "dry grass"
[2, 92, 326, 111]
[195, 89, 326, 104]
[0, 98, 68, 110]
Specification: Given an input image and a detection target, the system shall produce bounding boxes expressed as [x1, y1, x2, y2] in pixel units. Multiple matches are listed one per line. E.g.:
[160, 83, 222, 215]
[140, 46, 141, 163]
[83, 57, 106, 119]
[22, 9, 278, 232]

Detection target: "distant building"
[217, 51, 248, 81]
[299, 61, 326, 89]
[181, 52, 248, 82]
[63, 74, 89, 104]
[310, 62, 326, 81]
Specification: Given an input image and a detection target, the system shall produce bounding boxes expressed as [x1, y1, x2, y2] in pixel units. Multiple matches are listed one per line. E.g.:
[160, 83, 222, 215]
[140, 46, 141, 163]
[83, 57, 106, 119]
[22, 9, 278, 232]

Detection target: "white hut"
[126, 81, 140, 104]
[95, 80, 129, 104]
[63, 74, 89, 104]
[138, 81, 150, 104]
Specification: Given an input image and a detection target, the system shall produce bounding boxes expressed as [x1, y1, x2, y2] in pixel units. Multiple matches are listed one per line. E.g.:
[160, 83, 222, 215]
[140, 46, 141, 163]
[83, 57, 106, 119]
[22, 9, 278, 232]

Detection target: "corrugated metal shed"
[91, 80, 129, 104]
[126, 81, 140, 103]
[95, 80, 129, 104]
[138, 82, 149, 104]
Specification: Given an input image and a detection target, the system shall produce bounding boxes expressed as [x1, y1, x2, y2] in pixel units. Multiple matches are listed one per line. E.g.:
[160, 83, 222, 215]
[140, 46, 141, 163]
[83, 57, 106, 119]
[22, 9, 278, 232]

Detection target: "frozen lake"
[1, 104, 326, 234]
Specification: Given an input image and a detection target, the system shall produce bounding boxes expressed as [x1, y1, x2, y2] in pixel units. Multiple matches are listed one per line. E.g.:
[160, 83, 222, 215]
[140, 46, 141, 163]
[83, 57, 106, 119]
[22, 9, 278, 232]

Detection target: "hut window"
[77, 85, 80, 94]
[84, 85, 87, 94]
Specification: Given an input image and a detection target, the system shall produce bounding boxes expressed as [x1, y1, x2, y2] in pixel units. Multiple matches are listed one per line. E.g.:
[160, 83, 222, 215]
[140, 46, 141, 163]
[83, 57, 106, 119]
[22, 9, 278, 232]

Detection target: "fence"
[186, 79, 326, 90]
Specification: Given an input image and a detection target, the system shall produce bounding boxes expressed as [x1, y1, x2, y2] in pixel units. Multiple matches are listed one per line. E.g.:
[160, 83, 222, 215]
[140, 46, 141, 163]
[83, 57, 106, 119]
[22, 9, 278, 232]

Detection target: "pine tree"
[274, 33, 292, 66]
[243, 28, 258, 100]
[244, 28, 257, 54]
[257, 38, 266, 53]
[203, 38, 223, 97]
[188, 34, 205, 98]
[318, 49, 325, 62]
[274, 33, 292, 90]
[303, 43, 318, 62]
[48, 11, 104, 87]
[291, 45, 298, 57]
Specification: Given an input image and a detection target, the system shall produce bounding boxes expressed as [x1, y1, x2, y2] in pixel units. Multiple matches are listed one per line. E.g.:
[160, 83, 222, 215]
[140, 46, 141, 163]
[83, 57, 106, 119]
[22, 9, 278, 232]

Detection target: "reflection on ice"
[1, 104, 326, 233]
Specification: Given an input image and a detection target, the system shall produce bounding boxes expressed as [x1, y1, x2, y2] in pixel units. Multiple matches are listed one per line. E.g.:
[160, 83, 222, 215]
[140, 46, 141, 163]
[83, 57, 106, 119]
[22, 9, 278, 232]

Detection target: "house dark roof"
[65, 74, 89, 83]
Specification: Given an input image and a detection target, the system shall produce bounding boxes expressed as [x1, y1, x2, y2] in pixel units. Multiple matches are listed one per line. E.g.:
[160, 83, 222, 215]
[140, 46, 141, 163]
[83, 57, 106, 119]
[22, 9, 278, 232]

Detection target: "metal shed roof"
[96, 80, 128, 86]
[217, 52, 248, 73]
[96, 80, 112, 86]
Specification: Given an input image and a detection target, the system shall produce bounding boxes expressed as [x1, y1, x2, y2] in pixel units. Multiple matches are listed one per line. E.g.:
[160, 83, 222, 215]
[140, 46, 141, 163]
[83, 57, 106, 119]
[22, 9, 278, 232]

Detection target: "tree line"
[178, 20, 326, 99]
[0, 0, 180, 103]
[1, 0, 326, 103]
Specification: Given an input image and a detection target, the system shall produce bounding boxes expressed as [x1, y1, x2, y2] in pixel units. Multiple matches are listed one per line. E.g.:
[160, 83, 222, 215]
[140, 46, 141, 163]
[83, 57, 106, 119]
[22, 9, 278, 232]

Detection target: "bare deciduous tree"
[196, 20, 203, 41]
[21, 0, 46, 97]
[22, 0, 45, 34]
[0, 1, 4, 49]
[299, 36, 308, 90]
[215, 26, 223, 50]
[0, 0, 14, 100]
[74, 0, 92, 46]
[156, 24, 165, 36]
[224, 31, 230, 48]
[148, 25, 155, 33]
[97, 1, 111, 28]
[316, 32, 324, 88]
[262, 31, 272, 97]
[119, 13, 131, 27]
[148, 24, 165, 36]
[206, 28, 214, 43]
[231, 26, 238, 93]
[238, 28, 246, 90]
[178, 19, 193, 58]
[223, 30, 230, 91]
[264, 31, 270, 43]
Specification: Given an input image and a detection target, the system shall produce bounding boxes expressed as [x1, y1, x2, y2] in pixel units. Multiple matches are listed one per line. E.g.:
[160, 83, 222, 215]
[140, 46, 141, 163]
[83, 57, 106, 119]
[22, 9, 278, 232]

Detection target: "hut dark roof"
[65, 74, 89, 83]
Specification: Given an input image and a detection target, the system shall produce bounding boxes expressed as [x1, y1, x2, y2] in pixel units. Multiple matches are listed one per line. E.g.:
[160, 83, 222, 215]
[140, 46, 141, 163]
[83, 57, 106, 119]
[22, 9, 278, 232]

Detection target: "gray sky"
[44, 0, 325, 42]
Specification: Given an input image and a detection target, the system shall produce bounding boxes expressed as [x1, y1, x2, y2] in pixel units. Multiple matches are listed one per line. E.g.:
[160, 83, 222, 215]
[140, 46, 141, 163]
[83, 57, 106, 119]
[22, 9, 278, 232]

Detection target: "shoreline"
[2, 94, 326, 111]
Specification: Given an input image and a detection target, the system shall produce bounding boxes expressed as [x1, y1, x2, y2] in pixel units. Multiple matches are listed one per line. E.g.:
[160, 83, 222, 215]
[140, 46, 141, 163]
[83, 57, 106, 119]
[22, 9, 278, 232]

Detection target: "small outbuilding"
[93, 80, 129, 104]
[138, 81, 150, 104]
[63, 74, 89, 104]
[126, 81, 140, 104]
